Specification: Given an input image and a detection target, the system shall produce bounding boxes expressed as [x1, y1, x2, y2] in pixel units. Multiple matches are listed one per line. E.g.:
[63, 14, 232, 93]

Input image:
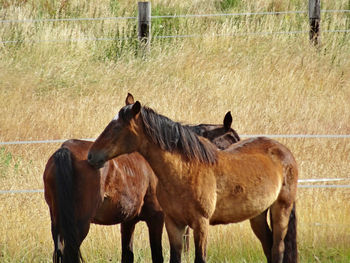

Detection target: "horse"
[87, 98, 298, 263]
[43, 95, 241, 263]
[186, 112, 240, 150]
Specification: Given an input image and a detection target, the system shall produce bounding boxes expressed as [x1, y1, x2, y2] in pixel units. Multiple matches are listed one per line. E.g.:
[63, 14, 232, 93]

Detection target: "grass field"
[1, 0, 350, 262]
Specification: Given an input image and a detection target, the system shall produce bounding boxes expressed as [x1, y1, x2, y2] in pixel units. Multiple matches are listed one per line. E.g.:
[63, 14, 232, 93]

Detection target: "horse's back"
[60, 139, 92, 160]
[216, 137, 291, 190]
[225, 137, 296, 166]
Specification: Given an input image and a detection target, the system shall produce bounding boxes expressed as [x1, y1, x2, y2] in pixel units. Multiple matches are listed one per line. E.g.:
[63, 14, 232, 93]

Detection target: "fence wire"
[1, 178, 350, 194]
[1, 8, 349, 44]
[1, 9, 349, 24]
[1, 134, 350, 146]
[1, 29, 349, 44]
[0, 16, 136, 24]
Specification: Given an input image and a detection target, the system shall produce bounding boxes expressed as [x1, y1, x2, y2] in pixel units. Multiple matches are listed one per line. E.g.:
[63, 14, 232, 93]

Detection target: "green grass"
[0, 147, 21, 179]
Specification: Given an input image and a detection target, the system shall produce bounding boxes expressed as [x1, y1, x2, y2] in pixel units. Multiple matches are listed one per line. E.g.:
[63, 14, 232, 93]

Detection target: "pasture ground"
[1, 0, 350, 262]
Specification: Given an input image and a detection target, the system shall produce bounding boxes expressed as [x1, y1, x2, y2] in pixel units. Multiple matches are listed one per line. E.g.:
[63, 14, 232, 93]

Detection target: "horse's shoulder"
[111, 153, 153, 181]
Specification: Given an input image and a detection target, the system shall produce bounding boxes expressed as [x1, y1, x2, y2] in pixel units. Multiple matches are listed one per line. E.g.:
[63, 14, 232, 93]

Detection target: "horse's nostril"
[87, 152, 104, 168]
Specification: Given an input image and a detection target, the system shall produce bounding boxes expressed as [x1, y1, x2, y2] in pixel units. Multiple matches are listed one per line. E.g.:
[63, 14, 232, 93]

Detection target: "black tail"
[283, 202, 298, 263]
[54, 147, 83, 263]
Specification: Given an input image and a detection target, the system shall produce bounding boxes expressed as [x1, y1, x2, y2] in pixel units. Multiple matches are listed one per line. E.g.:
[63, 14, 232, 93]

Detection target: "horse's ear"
[132, 101, 141, 117]
[125, 93, 135, 105]
[223, 111, 232, 130]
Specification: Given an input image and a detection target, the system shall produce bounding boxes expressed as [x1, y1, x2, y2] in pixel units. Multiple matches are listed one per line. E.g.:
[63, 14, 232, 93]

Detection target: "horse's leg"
[249, 210, 273, 263]
[192, 218, 209, 263]
[77, 219, 91, 243]
[146, 211, 164, 263]
[270, 201, 294, 263]
[64, 218, 90, 263]
[165, 216, 186, 263]
[121, 219, 138, 263]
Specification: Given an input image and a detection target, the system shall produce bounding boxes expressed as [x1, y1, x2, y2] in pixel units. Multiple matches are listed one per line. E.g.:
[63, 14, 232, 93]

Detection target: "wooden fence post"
[138, 1, 151, 55]
[308, 0, 321, 46]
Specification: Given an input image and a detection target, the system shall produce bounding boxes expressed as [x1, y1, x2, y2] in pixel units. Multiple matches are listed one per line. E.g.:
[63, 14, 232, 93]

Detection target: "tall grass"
[1, 0, 350, 262]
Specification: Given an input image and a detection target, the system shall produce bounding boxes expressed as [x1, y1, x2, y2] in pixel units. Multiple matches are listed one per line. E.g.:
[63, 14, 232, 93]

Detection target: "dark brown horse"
[186, 112, 240, 150]
[88, 99, 298, 263]
[43, 95, 241, 263]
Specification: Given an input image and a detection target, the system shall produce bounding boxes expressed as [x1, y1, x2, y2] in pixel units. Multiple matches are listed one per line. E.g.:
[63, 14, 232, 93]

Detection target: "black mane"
[140, 107, 217, 164]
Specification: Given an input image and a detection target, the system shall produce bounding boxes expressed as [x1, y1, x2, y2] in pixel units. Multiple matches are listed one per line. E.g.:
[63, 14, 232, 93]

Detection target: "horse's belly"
[210, 182, 281, 225]
[92, 196, 141, 225]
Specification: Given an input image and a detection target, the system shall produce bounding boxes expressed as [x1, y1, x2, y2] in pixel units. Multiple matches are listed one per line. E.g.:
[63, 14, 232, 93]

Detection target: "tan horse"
[87, 98, 298, 263]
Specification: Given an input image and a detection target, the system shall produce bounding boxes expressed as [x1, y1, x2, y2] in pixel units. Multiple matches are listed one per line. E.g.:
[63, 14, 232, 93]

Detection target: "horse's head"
[190, 112, 240, 150]
[88, 93, 142, 168]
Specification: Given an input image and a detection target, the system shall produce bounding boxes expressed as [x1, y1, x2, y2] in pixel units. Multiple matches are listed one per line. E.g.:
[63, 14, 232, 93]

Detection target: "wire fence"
[1, 135, 349, 193]
[1, 135, 348, 191]
[1, 9, 349, 24]
[1, 178, 350, 194]
[1, 134, 350, 146]
[1, 9, 349, 44]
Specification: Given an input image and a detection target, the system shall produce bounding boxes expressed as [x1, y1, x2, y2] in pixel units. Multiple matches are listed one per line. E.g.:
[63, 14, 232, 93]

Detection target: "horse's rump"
[225, 137, 296, 166]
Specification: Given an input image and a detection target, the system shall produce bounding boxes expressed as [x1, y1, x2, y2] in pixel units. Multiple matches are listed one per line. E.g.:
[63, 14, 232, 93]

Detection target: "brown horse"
[43, 96, 241, 263]
[44, 140, 164, 263]
[88, 99, 298, 263]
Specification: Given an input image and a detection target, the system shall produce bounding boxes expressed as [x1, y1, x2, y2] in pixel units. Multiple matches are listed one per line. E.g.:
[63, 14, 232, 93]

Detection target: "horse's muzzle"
[87, 151, 106, 169]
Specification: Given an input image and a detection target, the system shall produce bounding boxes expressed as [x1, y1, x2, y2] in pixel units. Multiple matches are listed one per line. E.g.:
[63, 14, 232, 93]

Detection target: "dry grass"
[1, 0, 350, 262]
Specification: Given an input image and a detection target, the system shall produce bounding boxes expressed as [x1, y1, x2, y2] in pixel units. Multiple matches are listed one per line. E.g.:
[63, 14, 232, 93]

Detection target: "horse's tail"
[54, 147, 83, 263]
[282, 202, 298, 263]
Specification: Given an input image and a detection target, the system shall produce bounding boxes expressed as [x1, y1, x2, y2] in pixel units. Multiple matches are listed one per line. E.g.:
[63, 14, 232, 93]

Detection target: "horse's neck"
[139, 139, 188, 182]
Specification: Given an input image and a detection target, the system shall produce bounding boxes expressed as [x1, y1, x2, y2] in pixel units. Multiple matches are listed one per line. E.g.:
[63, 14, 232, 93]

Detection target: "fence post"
[138, 1, 151, 55]
[308, 0, 321, 46]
